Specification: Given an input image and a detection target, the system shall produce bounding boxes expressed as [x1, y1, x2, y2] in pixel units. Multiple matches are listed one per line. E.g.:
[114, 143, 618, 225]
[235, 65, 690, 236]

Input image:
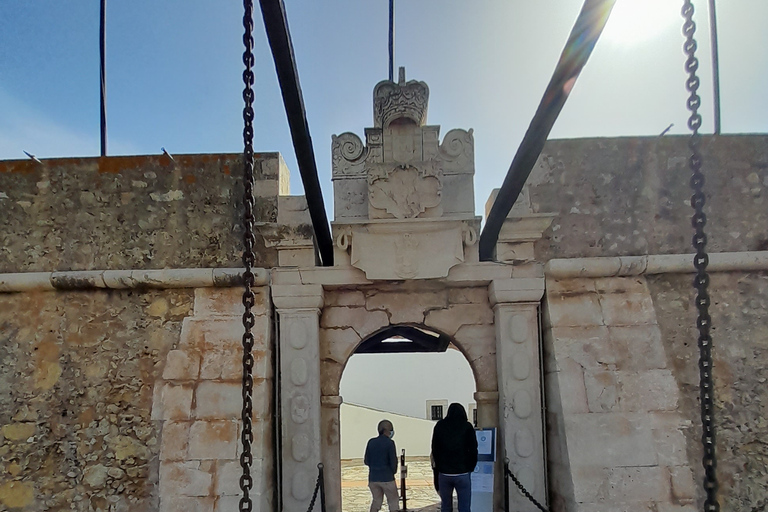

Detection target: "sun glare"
[602, 0, 679, 45]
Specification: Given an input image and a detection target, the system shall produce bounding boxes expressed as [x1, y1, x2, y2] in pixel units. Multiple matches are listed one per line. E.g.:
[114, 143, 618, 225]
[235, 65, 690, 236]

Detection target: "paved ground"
[341, 457, 446, 512]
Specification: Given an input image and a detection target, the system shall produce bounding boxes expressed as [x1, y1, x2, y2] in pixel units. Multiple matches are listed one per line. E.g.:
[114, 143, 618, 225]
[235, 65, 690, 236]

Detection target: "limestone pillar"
[321, 395, 343, 512]
[489, 279, 546, 512]
[273, 285, 324, 512]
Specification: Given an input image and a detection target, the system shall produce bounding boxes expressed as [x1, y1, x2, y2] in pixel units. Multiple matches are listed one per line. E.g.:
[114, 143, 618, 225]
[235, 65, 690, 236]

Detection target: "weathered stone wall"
[0, 289, 192, 511]
[0, 153, 289, 272]
[529, 135, 768, 259]
[543, 276, 696, 512]
[647, 271, 768, 511]
[152, 287, 273, 512]
[0, 285, 273, 512]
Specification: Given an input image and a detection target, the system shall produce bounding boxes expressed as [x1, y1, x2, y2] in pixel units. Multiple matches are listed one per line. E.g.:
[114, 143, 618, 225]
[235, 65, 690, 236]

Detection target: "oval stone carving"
[513, 390, 533, 419]
[290, 358, 308, 386]
[515, 428, 535, 458]
[512, 353, 530, 381]
[291, 395, 310, 424]
[289, 321, 309, 350]
[514, 466, 536, 496]
[292, 434, 310, 462]
[509, 315, 529, 343]
[292, 470, 313, 500]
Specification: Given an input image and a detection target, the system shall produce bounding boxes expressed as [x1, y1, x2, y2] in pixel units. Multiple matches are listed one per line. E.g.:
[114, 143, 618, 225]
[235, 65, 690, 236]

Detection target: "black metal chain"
[305, 464, 324, 512]
[239, 0, 257, 511]
[681, 2, 719, 511]
[504, 461, 548, 512]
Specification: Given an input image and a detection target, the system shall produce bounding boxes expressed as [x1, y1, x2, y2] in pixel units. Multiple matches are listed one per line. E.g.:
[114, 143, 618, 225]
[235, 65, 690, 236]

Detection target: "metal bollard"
[318, 463, 326, 512]
[400, 449, 408, 511]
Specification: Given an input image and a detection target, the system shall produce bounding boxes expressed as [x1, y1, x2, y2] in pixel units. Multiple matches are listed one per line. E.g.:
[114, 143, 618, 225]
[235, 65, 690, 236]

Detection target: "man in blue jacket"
[364, 419, 399, 512]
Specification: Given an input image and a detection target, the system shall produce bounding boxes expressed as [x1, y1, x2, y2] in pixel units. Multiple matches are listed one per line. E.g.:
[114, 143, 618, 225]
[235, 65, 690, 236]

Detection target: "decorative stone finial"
[373, 67, 429, 128]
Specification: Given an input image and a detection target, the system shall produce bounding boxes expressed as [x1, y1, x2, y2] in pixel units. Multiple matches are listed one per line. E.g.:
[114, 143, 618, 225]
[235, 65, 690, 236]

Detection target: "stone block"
[214, 495, 242, 512]
[159, 461, 214, 497]
[584, 369, 679, 413]
[584, 371, 618, 412]
[548, 358, 589, 415]
[668, 465, 696, 500]
[194, 287, 267, 317]
[180, 318, 250, 352]
[564, 413, 658, 467]
[607, 325, 668, 370]
[320, 307, 389, 338]
[320, 328, 360, 364]
[599, 292, 656, 326]
[152, 383, 193, 420]
[547, 326, 612, 370]
[252, 378, 272, 421]
[159, 497, 215, 512]
[573, 502, 654, 512]
[617, 370, 679, 412]
[215, 460, 243, 496]
[215, 459, 265, 496]
[546, 292, 603, 327]
[163, 350, 201, 380]
[453, 324, 495, 359]
[160, 421, 191, 461]
[496, 242, 536, 263]
[366, 290, 448, 324]
[324, 291, 366, 307]
[571, 465, 670, 503]
[447, 287, 488, 305]
[593, 276, 649, 295]
[188, 421, 238, 460]
[656, 504, 697, 512]
[545, 278, 597, 295]
[651, 424, 689, 467]
[424, 303, 493, 336]
[195, 382, 242, 419]
[604, 466, 671, 503]
[200, 351, 241, 380]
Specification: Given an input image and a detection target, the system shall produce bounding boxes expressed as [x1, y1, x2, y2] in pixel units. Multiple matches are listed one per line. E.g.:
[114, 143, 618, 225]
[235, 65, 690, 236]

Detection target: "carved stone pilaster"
[490, 279, 547, 512]
[273, 285, 324, 512]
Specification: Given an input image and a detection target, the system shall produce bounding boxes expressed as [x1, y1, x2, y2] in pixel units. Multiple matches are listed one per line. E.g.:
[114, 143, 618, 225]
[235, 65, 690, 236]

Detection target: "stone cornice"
[545, 251, 768, 278]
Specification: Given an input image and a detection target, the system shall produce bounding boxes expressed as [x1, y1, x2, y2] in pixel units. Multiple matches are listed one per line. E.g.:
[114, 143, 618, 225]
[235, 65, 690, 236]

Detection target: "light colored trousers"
[368, 480, 399, 512]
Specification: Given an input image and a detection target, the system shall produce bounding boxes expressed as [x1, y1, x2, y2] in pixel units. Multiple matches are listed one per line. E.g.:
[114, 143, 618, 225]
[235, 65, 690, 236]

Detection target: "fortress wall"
[0, 153, 289, 273]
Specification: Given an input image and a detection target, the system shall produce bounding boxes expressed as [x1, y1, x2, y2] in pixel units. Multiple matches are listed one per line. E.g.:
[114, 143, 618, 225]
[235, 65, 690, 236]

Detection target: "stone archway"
[316, 285, 500, 512]
[272, 274, 547, 512]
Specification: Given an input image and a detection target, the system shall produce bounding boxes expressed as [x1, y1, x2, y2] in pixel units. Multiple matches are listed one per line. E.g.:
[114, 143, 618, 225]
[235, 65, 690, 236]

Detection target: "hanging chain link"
[504, 461, 548, 512]
[304, 464, 323, 512]
[681, 2, 719, 511]
[239, 0, 257, 511]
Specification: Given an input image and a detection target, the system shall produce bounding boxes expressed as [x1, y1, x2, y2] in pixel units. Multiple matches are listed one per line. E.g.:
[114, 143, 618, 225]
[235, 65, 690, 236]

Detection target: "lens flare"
[602, 0, 678, 45]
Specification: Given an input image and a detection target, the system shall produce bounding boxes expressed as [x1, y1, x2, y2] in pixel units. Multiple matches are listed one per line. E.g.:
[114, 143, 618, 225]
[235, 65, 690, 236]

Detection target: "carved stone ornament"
[368, 164, 442, 219]
[438, 128, 475, 175]
[373, 71, 429, 129]
[348, 222, 466, 280]
[331, 132, 367, 178]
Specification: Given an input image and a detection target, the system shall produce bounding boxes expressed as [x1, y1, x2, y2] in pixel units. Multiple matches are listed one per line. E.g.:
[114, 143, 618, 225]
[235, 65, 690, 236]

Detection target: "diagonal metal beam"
[258, 0, 334, 266]
[479, 0, 617, 261]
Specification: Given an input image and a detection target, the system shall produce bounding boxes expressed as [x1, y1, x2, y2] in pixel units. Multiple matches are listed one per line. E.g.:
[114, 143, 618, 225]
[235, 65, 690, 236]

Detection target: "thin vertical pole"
[388, 0, 394, 81]
[708, 0, 721, 134]
[99, 0, 108, 156]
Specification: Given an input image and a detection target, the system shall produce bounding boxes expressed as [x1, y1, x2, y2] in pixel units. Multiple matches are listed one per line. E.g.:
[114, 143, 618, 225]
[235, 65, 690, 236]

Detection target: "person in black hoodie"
[431, 403, 478, 512]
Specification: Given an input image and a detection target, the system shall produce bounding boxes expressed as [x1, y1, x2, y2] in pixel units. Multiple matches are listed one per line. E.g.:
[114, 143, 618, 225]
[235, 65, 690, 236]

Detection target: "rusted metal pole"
[708, 0, 721, 134]
[99, 0, 107, 156]
[400, 449, 408, 511]
[388, 0, 395, 81]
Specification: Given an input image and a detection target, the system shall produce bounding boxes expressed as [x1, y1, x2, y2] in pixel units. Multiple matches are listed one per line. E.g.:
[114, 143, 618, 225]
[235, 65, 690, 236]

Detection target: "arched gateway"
[272, 69, 550, 512]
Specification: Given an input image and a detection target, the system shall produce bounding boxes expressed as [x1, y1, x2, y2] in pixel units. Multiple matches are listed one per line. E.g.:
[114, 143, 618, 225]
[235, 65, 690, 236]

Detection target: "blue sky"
[1, 0, 766, 217]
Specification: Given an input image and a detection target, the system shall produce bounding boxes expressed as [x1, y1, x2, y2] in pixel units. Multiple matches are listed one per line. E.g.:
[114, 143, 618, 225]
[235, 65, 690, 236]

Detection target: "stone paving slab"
[342, 458, 442, 512]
